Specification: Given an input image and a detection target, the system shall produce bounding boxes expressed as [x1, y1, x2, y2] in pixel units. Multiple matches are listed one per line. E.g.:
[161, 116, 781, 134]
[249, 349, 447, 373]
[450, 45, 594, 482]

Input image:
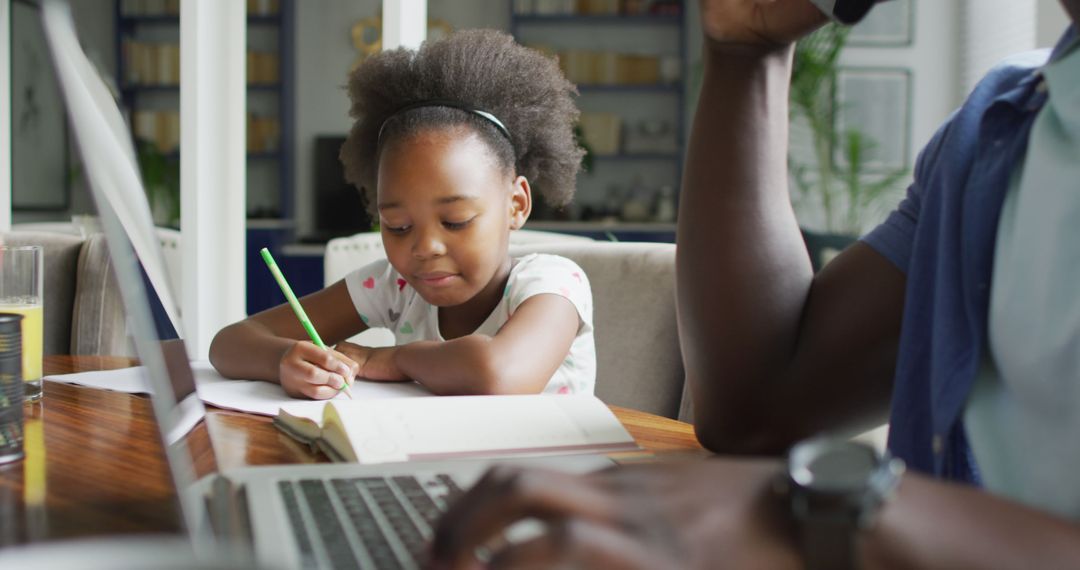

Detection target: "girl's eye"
[384, 224, 411, 234]
[443, 218, 474, 230]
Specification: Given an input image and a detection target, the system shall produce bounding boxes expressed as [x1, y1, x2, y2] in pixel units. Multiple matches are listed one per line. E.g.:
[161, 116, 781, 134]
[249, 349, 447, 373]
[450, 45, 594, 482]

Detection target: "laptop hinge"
[206, 475, 255, 557]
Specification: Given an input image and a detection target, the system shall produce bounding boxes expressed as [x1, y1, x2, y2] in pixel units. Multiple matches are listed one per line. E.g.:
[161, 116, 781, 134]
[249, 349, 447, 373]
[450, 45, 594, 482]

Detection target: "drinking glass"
[0, 246, 44, 402]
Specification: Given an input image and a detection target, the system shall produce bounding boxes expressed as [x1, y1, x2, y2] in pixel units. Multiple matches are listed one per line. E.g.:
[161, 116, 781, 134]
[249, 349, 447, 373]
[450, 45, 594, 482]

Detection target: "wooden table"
[0, 355, 705, 547]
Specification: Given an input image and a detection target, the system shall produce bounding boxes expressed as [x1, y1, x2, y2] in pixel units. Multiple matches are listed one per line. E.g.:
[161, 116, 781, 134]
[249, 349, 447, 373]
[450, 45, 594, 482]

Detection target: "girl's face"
[376, 127, 530, 309]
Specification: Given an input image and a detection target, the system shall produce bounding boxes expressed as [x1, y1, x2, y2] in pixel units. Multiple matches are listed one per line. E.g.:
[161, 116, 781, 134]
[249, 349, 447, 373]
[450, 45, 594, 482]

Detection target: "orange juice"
[0, 303, 43, 382]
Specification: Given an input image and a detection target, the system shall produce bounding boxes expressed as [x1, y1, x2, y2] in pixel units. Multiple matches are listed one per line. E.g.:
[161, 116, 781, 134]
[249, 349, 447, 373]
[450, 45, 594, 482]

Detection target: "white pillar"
[180, 0, 246, 358]
[1, 0, 11, 231]
[383, 0, 427, 51]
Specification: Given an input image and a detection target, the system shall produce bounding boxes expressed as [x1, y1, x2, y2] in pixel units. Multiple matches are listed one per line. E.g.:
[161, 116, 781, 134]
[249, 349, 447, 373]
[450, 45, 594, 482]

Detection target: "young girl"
[210, 30, 594, 400]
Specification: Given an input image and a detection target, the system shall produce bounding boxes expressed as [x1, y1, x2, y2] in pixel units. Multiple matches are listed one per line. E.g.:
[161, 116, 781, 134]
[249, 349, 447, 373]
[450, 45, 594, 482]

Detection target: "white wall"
[781, 0, 965, 232]
[1037, 0, 1071, 47]
[292, 0, 510, 238]
[10, 0, 115, 224]
[961, 0, 1037, 94]
[1, 0, 10, 231]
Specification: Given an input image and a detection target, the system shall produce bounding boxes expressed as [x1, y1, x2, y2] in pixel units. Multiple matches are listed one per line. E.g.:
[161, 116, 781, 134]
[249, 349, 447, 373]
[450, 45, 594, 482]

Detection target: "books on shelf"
[579, 112, 622, 155]
[274, 394, 640, 464]
[132, 110, 280, 155]
[247, 114, 281, 153]
[246, 51, 280, 85]
[530, 45, 675, 86]
[123, 42, 279, 86]
[120, 0, 279, 17]
[134, 110, 180, 153]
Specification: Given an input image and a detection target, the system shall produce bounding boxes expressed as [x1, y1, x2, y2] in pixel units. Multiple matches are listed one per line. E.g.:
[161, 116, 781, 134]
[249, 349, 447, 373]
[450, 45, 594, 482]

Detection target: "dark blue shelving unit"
[115, 2, 297, 314]
[508, 1, 687, 235]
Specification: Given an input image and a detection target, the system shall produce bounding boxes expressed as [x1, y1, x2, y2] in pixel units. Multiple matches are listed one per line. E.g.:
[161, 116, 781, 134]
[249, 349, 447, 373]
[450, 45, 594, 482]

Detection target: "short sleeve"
[860, 183, 922, 274]
[506, 254, 593, 333]
[859, 115, 954, 274]
[343, 258, 407, 329]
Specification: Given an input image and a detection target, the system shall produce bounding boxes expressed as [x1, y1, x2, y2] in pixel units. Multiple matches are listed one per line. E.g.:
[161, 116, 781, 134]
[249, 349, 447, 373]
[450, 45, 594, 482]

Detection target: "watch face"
[791, 441, 879, 492]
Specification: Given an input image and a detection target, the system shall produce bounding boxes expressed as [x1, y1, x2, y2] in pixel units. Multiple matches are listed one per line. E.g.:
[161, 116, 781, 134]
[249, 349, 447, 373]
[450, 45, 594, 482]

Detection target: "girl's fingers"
[302, 382, 343, 400]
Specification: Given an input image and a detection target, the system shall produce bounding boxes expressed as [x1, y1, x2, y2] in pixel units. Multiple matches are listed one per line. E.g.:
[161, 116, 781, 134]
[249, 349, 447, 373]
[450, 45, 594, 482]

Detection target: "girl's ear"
[509, 175, 532, 230]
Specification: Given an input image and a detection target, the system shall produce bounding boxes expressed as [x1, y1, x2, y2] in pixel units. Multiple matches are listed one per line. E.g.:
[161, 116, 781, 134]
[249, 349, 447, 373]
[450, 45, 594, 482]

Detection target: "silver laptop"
[39, 2, 612, 568]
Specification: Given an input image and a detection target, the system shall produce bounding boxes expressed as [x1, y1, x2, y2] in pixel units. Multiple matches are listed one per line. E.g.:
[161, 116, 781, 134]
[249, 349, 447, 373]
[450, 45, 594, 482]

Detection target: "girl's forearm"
[395, 335, 535, 395]
[209, 321, 294, 382]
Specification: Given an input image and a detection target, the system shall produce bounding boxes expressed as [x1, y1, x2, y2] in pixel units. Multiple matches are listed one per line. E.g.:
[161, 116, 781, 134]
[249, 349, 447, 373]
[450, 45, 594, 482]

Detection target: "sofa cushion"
[71, 233, 132, 356]
[0, 231, 84, 355]
[510, 242, 684, 419]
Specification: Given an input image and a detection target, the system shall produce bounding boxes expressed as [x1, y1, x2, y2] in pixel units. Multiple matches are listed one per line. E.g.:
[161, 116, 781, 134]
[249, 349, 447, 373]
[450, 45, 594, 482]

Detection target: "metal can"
[0, 313, 25, 464]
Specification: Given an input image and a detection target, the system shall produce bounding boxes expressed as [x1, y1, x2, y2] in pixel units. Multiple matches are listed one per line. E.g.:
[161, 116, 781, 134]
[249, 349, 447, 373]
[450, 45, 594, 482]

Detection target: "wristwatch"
[780, 436, 905, 570]
[807, 0, 883, 25]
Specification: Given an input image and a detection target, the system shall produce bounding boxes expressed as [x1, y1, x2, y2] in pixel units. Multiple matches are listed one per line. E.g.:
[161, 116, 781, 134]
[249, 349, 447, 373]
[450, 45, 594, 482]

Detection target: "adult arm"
[430, 462, 1080, 569]
[678, 0, 906, 454]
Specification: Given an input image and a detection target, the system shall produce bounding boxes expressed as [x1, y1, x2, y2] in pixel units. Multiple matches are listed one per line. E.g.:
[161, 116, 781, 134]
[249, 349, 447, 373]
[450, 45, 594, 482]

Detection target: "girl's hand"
[334, 342, 410, 382]
[278, 341, 358, 399]
[701, 0, 829, 47]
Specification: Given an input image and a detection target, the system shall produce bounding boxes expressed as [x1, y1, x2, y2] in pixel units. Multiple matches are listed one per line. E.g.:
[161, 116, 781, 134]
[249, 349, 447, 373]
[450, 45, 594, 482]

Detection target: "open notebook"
[276, 395, 639, 464]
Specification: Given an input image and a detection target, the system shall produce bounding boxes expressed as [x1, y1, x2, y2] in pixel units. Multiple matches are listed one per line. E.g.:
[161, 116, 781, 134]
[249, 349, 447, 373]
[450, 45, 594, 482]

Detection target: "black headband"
[376, 99, 513, 146]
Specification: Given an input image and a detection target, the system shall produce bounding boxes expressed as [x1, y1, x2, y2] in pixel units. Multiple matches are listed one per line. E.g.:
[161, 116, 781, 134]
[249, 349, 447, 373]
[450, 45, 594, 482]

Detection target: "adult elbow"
[693, 413, 788, 456]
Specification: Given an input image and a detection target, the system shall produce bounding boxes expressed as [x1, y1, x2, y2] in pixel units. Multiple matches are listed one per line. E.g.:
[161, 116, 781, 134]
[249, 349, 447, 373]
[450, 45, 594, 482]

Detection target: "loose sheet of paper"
[44, 361, 432, 417]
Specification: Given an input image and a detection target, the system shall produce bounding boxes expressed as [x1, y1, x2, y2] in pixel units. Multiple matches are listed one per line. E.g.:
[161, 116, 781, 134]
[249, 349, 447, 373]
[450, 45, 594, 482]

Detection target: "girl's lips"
[416, 272, 458, 287]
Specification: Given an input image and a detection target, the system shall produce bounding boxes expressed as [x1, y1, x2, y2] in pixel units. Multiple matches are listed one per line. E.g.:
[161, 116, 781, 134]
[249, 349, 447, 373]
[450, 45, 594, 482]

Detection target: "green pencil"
[260, 247, 352, 399]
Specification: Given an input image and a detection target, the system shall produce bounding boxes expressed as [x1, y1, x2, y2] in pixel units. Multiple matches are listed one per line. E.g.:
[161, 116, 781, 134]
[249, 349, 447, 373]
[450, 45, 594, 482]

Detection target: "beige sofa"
[0, 230, 130, 356]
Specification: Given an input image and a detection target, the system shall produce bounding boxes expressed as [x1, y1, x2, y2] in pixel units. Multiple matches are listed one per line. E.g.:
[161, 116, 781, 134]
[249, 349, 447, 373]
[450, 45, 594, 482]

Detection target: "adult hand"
[335, 342, 409, 382]
[700, 0, 830, 46]
[430, 458, 800, 569]
[278, 340, 358, 399]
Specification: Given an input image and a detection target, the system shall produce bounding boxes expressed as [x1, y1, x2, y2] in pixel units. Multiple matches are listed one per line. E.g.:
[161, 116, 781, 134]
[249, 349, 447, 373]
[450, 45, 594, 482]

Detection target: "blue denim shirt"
[861, 27, 1077, 483]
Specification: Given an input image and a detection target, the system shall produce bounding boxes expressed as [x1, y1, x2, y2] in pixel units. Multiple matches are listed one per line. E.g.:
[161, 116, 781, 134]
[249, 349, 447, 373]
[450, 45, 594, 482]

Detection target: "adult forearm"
[678, 42, 814, 452]
[860, 473, 1080, 569]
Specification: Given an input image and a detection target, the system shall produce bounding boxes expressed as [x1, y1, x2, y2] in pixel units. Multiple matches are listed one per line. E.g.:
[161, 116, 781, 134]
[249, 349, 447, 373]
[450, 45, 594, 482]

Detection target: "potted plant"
[788, 24, 909, 268]
[135, 140, 181, 228]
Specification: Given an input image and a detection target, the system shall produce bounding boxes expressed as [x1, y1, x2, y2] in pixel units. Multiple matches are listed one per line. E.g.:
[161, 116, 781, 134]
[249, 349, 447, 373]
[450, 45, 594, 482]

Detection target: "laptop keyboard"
[278, 474, 465, 570]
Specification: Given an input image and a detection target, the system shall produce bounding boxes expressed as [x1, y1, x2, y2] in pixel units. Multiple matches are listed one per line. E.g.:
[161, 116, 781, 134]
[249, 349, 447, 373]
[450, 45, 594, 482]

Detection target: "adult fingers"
[487, 519, 678, 570]
[431, 466, 618, 569]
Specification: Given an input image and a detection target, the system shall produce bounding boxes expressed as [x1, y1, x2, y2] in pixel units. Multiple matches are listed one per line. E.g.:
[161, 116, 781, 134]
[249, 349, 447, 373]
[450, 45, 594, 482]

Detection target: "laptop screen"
[40, 0, 218, 535]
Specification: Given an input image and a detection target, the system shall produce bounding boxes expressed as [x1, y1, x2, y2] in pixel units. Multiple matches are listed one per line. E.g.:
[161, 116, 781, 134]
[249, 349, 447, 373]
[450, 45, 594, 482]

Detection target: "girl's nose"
[411, 225, 447, 260]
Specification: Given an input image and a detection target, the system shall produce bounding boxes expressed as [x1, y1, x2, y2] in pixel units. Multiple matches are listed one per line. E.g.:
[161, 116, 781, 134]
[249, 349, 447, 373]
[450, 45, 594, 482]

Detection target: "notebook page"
[332, 395, 638, 464]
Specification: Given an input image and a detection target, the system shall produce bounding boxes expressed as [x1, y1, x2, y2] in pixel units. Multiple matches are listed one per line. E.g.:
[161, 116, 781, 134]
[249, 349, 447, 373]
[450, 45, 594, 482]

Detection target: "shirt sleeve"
[343, 258, 403, 329]
[506, 255, 593, 334]
[860, 115, 953, 274]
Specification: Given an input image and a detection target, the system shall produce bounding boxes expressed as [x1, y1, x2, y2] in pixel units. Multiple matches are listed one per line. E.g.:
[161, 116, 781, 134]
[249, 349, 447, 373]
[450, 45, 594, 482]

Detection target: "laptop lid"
[39, 0, 220, 539]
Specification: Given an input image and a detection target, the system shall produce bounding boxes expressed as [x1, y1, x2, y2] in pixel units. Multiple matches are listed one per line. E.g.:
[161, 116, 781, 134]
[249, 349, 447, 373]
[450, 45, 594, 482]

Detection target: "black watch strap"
[800, 514, 857, 570]
[808, 0, 883, 25]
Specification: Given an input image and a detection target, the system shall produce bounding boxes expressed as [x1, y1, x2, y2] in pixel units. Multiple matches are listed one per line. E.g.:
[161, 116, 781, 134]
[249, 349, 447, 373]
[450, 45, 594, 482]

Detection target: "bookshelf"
[509, 0, 686, 235]
[114, 0, 295, 224]
[115, 0, 296, 314]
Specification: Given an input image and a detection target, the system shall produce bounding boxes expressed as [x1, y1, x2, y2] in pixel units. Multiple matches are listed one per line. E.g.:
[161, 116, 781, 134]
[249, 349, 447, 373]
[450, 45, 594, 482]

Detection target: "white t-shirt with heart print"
[343, 253, 595, 395]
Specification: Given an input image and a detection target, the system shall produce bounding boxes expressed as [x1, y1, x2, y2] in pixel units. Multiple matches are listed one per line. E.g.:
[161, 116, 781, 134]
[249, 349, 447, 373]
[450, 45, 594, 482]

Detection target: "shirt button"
[932, 435, 945, 455]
